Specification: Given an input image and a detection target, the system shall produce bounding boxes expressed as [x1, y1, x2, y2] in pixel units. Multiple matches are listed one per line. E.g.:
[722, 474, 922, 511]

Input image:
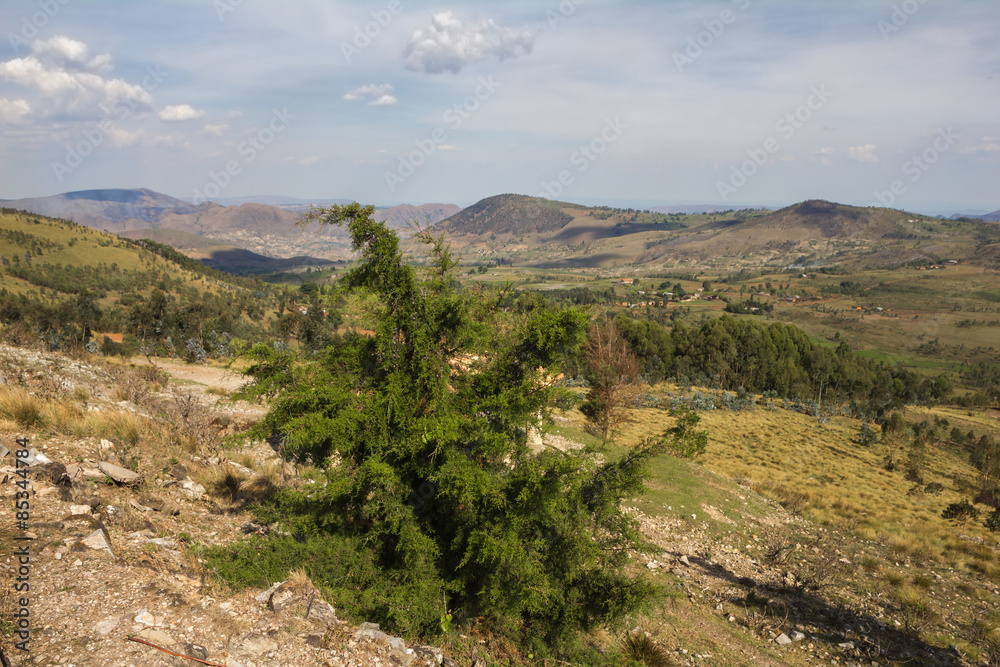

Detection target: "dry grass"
[615, 394, 1000, 577]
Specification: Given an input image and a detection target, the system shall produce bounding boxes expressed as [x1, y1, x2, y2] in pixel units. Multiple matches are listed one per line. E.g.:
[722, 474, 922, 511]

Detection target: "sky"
[0, 0, 997, 213]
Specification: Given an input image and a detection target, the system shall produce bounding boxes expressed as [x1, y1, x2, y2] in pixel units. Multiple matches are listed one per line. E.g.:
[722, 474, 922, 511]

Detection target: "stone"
[134, 610, 155, 625]
[231, 633, 278, 657]
[304, 633, 325, 648]
[94, 616, 120, 636]
[791, 630, 807, 642]
[30, 461, 67, 484]
[98, 461, 141, 486]
[838, 641, 855, 650]
[776, 633, 792, 646]
[137, 628, 175, 646]
[679, 555, 691, 566]
[266, 580, 339, 627]
[0, 444, 9, 458]
[179, 478, 206, 499]
[413, 646, 443, 665]
[169, 463, 188, 480]
[129, 498, 153, 512]
[81, 528, 114, 557]
[68, 504, 91, 516]
[182, 643, 209, 660]
[646, 562, 659, 570]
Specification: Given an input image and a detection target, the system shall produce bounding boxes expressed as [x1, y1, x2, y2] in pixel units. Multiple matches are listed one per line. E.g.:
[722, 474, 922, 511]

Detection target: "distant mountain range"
[0, 189, 461, 268]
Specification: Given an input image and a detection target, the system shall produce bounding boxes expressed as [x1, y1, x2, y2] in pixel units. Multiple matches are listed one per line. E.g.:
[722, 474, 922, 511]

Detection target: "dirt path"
[133, 358, 247, 392]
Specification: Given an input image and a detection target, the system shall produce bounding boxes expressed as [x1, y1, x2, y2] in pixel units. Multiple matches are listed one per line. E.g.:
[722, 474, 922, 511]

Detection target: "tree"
[579, 318, 640, 447]
[657, 405, 708, 459]
[880, 412, 910, 471]
[224, 204, 661, 652]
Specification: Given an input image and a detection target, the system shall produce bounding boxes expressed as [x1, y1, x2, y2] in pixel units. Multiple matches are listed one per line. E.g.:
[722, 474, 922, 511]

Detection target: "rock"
[134, 610, 159, 626]
[98, 461, 141, 486]
[646, 562, 659, 570]
[790, 630, 807, 642]
[776, 634, 792, 646]
[137, 628, 176, 646]
[228, 461, 253, 476]
[231, 632, 278, 657]
[0, 444, 9, 458]
[413, 646, 444, 665]
[442, 658, 459, 667]
[68, 504, 92, 516]
[129, 498, 153, 512]
[304, 633, 325, 648]
[679, 555, 691, 566]
[64, 464, 81, 480]
[145, 537, 177, 549]
[354, 622, 406, 651]
[179, 478, 206, 499]
[29, 461, 67, 484]
[81, 528, 114, 557]
[255, 581, 284, 604]
[94, 616, 121, 635]
[182, 643, 209, 660]
[838, 641, 855, 650]
[169, 463, 188, 479]
[266, 579, 339, 627]
[24, 448, 52, 466]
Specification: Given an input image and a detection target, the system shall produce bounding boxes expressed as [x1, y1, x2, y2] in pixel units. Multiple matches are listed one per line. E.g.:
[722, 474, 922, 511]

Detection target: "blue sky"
[0, 0, 997, 212]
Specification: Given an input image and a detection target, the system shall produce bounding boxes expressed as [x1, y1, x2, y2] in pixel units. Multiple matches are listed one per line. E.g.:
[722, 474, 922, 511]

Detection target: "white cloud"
[202, 121, 230, 136]
[0, 36, 152, 119]
[0, 98, 31, 123]
[849, 144, 878, 162]
[403, 11, 535, 74]
[30, 36, 112, 73]
[343, 83, 398, 106]
[159, 104, 207, 122]
[960, 136, 1000, 157]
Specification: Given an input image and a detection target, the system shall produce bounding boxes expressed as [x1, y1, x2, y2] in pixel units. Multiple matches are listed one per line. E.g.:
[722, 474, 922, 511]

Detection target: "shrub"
[942, 500, 980, 524]
[618, 633, 674, 667]
[985, 508, 1000, 533]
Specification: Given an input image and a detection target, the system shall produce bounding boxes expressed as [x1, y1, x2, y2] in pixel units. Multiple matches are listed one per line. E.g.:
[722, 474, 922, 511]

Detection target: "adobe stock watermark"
[546, 0, 585, 31]
[878, 0, 930, 40]
[673, 0, 751, 73]
[7, 0, 74, 52]
[716, 84, 833, 202]
[341, 0, 405, 63]
[384, 75, 501, 193]
[191, 107, 296, 204]
[51, 65, 169, 184]
[214, 0, 243, 21]
[870, 127, 959, 209]
[537, 116, 627, 200]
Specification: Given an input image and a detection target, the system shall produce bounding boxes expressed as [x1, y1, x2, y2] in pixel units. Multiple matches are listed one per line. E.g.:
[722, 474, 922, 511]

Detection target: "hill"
[118, 228, 339, 275]
[429, 195, 998, 270]
[0, 207, 301, 358]
[0, 189, 463, 264]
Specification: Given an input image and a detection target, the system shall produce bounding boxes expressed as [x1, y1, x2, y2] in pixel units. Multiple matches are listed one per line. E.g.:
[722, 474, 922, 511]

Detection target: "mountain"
[436, 194, 577, 236]
[428, 195, 999, 269]
[0, 188, 199, 229]
[1, 189, 462, 265]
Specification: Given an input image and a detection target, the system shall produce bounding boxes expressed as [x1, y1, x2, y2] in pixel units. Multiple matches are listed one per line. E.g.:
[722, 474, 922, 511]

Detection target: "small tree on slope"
[232, 204, 662, 650]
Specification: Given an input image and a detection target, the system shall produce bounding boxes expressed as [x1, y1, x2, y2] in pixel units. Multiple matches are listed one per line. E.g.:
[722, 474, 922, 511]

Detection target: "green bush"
[941, 499, 980, 524]
[221, 206, 662, 655]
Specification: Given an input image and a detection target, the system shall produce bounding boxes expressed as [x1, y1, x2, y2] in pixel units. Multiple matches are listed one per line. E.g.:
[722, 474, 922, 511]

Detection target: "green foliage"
[941, 499, 980, 524]
[224, 204, 660, 652]
[656, 406, 709, 459]
[984, 508, 1000, 533]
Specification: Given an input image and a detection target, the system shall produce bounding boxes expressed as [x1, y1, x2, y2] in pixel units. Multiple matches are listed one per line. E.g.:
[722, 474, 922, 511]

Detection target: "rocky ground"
[0, 347, 458, 667]
[1, 346, 994, 666]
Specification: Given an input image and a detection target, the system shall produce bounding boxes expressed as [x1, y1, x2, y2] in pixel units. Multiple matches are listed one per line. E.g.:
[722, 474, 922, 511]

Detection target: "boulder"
[81, 528, 114, 557]
[231, 632, 278, 658]
[98, 461, 141, 486]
